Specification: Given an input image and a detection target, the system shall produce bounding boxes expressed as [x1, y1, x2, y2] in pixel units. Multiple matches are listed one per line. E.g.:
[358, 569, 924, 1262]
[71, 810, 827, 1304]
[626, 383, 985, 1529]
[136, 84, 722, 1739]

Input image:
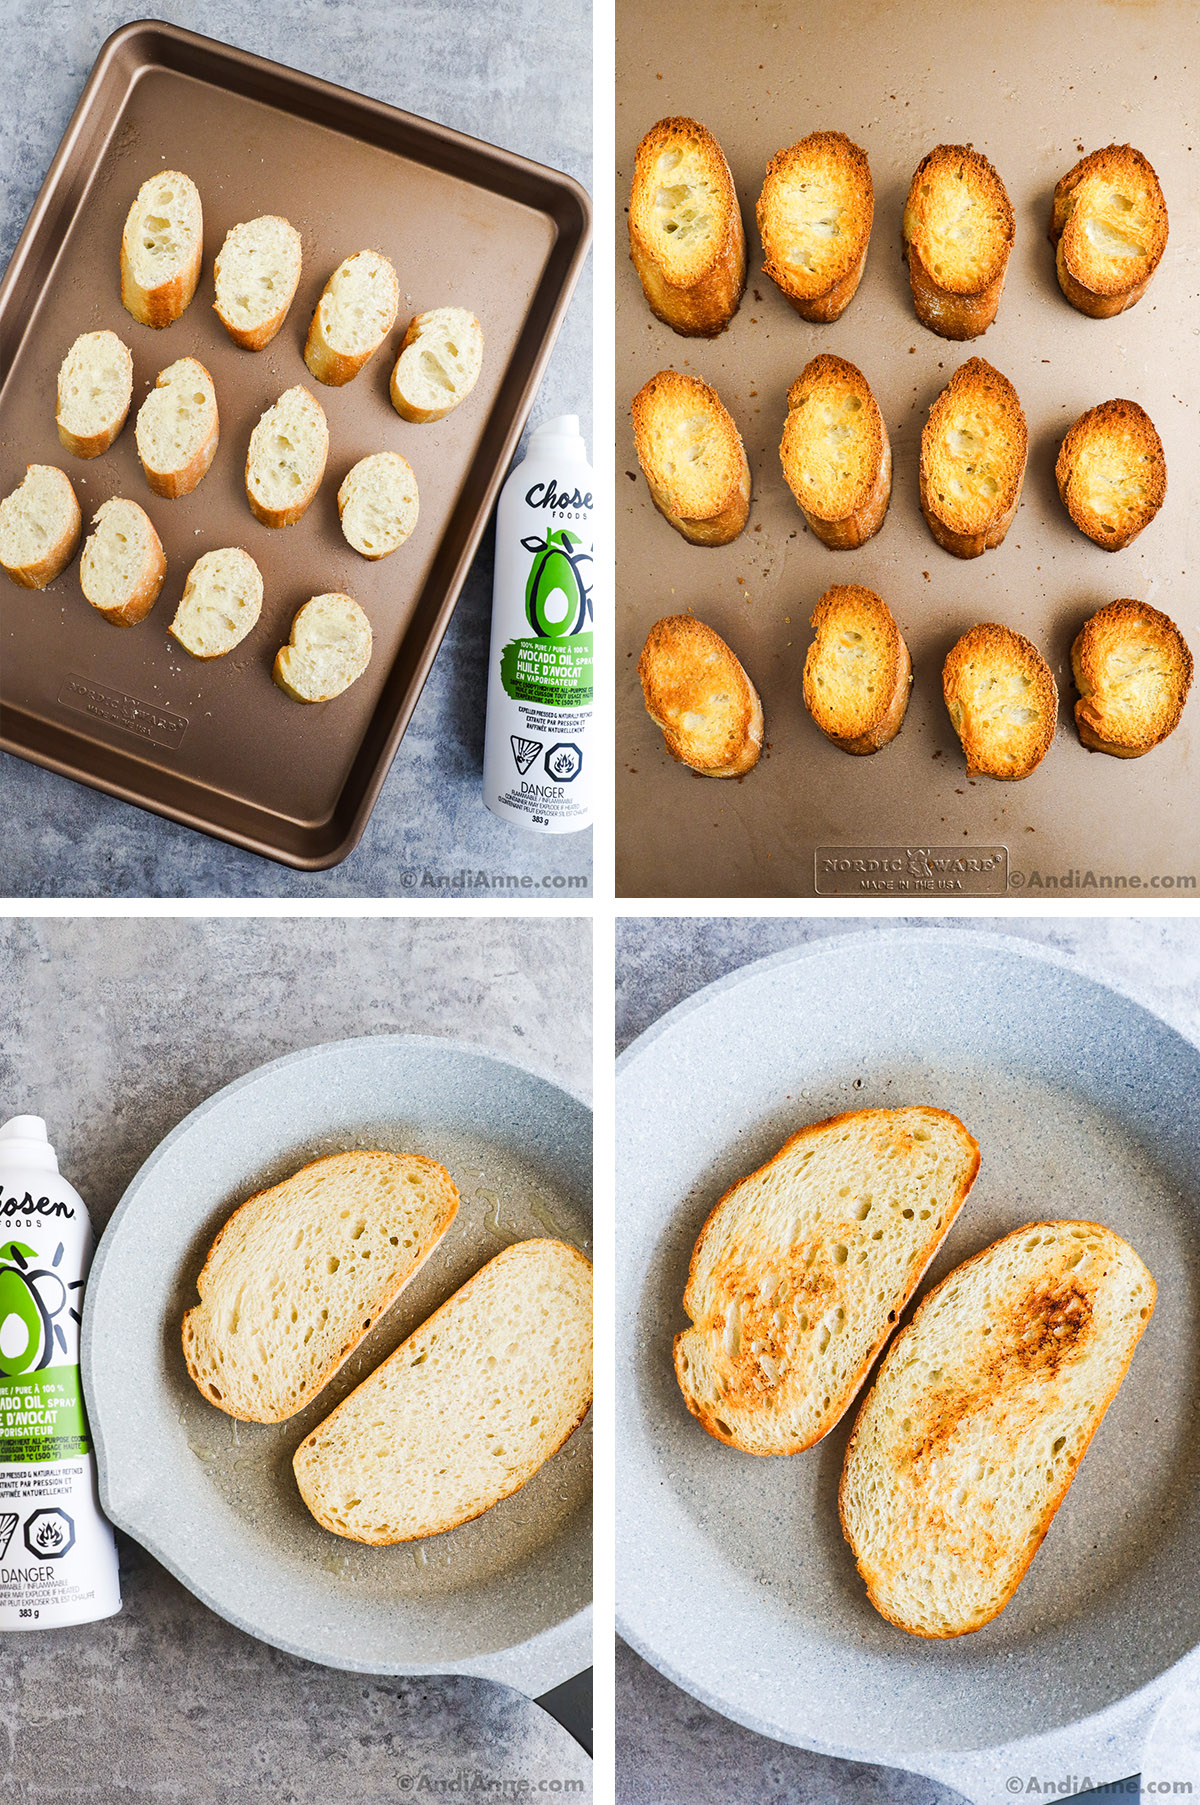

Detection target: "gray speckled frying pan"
[81, 1034, 591, 1695]
[616, 930, 1200, 1803]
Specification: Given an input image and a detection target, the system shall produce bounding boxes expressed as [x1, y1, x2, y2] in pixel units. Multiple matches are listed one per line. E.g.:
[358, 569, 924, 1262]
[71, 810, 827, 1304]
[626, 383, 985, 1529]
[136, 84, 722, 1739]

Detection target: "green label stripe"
[500, 633, 593, 708]
[0, 1364, 91, 1464]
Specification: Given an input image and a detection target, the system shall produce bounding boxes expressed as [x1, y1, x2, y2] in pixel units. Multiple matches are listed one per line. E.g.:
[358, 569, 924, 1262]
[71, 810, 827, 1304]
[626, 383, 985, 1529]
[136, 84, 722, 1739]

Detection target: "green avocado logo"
[522, 529, 592, 640]
[0, 1240, 75, 1378]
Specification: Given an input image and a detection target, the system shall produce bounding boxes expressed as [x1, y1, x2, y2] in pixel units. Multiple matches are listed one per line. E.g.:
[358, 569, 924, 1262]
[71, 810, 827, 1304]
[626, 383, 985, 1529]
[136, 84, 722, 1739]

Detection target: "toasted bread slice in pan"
[903, 146, 1014, 340]
[804, 586, 911, 755]
[781, 355, 890, 549]
[1071, 599, 1192, 758]
[1056, 399, 1165, 551]
[920, 359, 1026, 559]
[943, 623, 1057, 780]
[758, 131, 873, 323]
[1050, 145, 1167, 319]
[629, 116, 746, 337]
[632, 370, 750, 546]
[638, 614, 763, 778]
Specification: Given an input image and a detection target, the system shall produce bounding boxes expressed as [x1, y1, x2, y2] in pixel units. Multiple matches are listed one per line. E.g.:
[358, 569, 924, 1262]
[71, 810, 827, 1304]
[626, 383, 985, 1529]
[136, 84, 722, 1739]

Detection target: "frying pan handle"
[535, 1668, 592, 1754]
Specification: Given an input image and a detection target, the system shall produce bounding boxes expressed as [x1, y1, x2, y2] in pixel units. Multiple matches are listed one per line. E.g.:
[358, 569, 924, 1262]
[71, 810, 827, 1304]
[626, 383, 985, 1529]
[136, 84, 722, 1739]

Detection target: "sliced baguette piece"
[389, 308, 483, 423]
[135, 357, 219, 499]
[56, 330, 134, 459]
[168, 547, 264, 660]
[338, 452, 419, 559]
[840, 1220, 1155, 1638]
[758, 131, 873, 323]
[273, 592, 373, 702]
[79, 497, 166, 626]
[1056, 399, 1166, 551]
[1071, 598, 1193, 758]
[638, 614, 763, 778]
[631, 370, 750, 546]
[675, 1107, 980, 1457]
[245, 386, 329, 528]
[293, 1239, 592, 1544]
[182, 1150, 459, 1424]
[943, 623, 1057, 780]
[213, 214, 303, 350]
[920, 359, 1027, 558]
[304, 250, 399, 386]
[120, 169, 203, 328]
[0, 465, 81, 589]
[804, 586, 911, 755]
[781, 355, 891, 548]
[1050, 145, 1168, 319]
[903, 146, 1014, 339]
[628, 116, 746, 337]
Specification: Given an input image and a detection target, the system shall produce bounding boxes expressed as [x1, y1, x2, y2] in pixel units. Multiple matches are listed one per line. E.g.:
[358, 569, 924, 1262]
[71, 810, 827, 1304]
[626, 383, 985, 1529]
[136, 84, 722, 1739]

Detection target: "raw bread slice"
[120, 169, 203, 328]
[338, 452, 419, 558]
[389, 308, 483, 423]
[245, 386, 329, 527]
[840, 1220, 1155, 1637]
[304, 250, 399, 385]
[56, 330, 134, 459]
[0, 465, 81, 589]
[674, 1107, 980, 1455]
[213, 214, 303, 350]
[182, 1150, 460, 1424]
[79, 497, 166, 626]
[135, 358, 220, 499]
[169, 547, 264, 659]
[293, 1239, 593, 1543]
[273, 592, 372, 702]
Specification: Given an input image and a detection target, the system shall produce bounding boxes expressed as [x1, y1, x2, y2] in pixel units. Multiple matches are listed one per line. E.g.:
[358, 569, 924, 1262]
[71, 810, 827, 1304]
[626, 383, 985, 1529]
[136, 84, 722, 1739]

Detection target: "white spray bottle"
[0, 1115, 121, 1629]
[483, 415, 594, 832]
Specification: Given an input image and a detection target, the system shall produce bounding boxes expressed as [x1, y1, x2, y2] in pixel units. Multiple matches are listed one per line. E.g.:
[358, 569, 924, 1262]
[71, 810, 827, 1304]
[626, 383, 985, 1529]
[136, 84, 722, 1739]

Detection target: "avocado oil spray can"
[0, 1116, 120, 1629]
[483, 415, 594, 832]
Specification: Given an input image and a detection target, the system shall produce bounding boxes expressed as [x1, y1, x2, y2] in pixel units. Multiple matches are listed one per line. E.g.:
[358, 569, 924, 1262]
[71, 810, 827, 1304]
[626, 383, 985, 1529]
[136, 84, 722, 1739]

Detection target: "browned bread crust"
[629, 117, 746, 337]
[1071, 599, 1192, 758]
[804, 586, 911, 755]
[638, 614, 763, 777]
[631, 370, 750, 546]
[903, 145, 1014, 340]
[920, 359, 1027, 558]
[1049, 145, 1168, 318]
[780, 355, 891, 549]
[1056, 399, 1166, 551]
[757, 131, 873, 323]
[943, 622, 1057, 779]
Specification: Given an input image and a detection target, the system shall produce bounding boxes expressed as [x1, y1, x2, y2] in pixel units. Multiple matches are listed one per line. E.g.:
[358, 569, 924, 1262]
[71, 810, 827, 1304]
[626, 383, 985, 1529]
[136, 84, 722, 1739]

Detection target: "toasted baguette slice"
[182, 1150, 459, 1424]
[781, 355, 891, 548]
[338, 452, 419, 559]
[273, 592, 372, 702]
[0, 465, 81, 589]
[943, 623, 1057, 780]
[389, 308, 483, 423]
[245, 386, 328, 528]
[304, 250, 399, 385]
[639, 614, 763, 777]
[840, 1221, 1155, 1638]
[1071, 599, 1193, 758]
[631, 370, 750, 546]
[758, 131, 873, 323]
[56, 331, 134, 459]
[903, 146, 1014, 340]
[135, 358, 219, 499]
[120, 169, 203, 328]
[79, 497, 166, 627]
[675, 1108, 980, 1456]
[920, 359, 1026, 558]
[1056, 399, 1165, 551]
[628, 116, 745, 337]
[293, 1239, 592, 1544]
[804, 587, 911, 755]
[1050, 145, 1167, 319]
[213, 214, 303, 350]
[168, 547, 264, 659]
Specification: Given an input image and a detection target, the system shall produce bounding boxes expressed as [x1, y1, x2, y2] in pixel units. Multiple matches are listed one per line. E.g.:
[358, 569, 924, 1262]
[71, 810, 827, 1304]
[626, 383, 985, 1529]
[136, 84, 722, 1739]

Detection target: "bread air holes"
[855, 1194, 873, 1220]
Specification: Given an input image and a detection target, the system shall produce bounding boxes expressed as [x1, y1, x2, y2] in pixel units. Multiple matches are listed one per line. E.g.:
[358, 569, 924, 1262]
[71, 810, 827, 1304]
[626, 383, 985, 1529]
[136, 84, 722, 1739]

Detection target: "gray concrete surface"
[0, 914, 592, 1801]
[616, 914, 1200, 1805]
[0, 0, 592, 897]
